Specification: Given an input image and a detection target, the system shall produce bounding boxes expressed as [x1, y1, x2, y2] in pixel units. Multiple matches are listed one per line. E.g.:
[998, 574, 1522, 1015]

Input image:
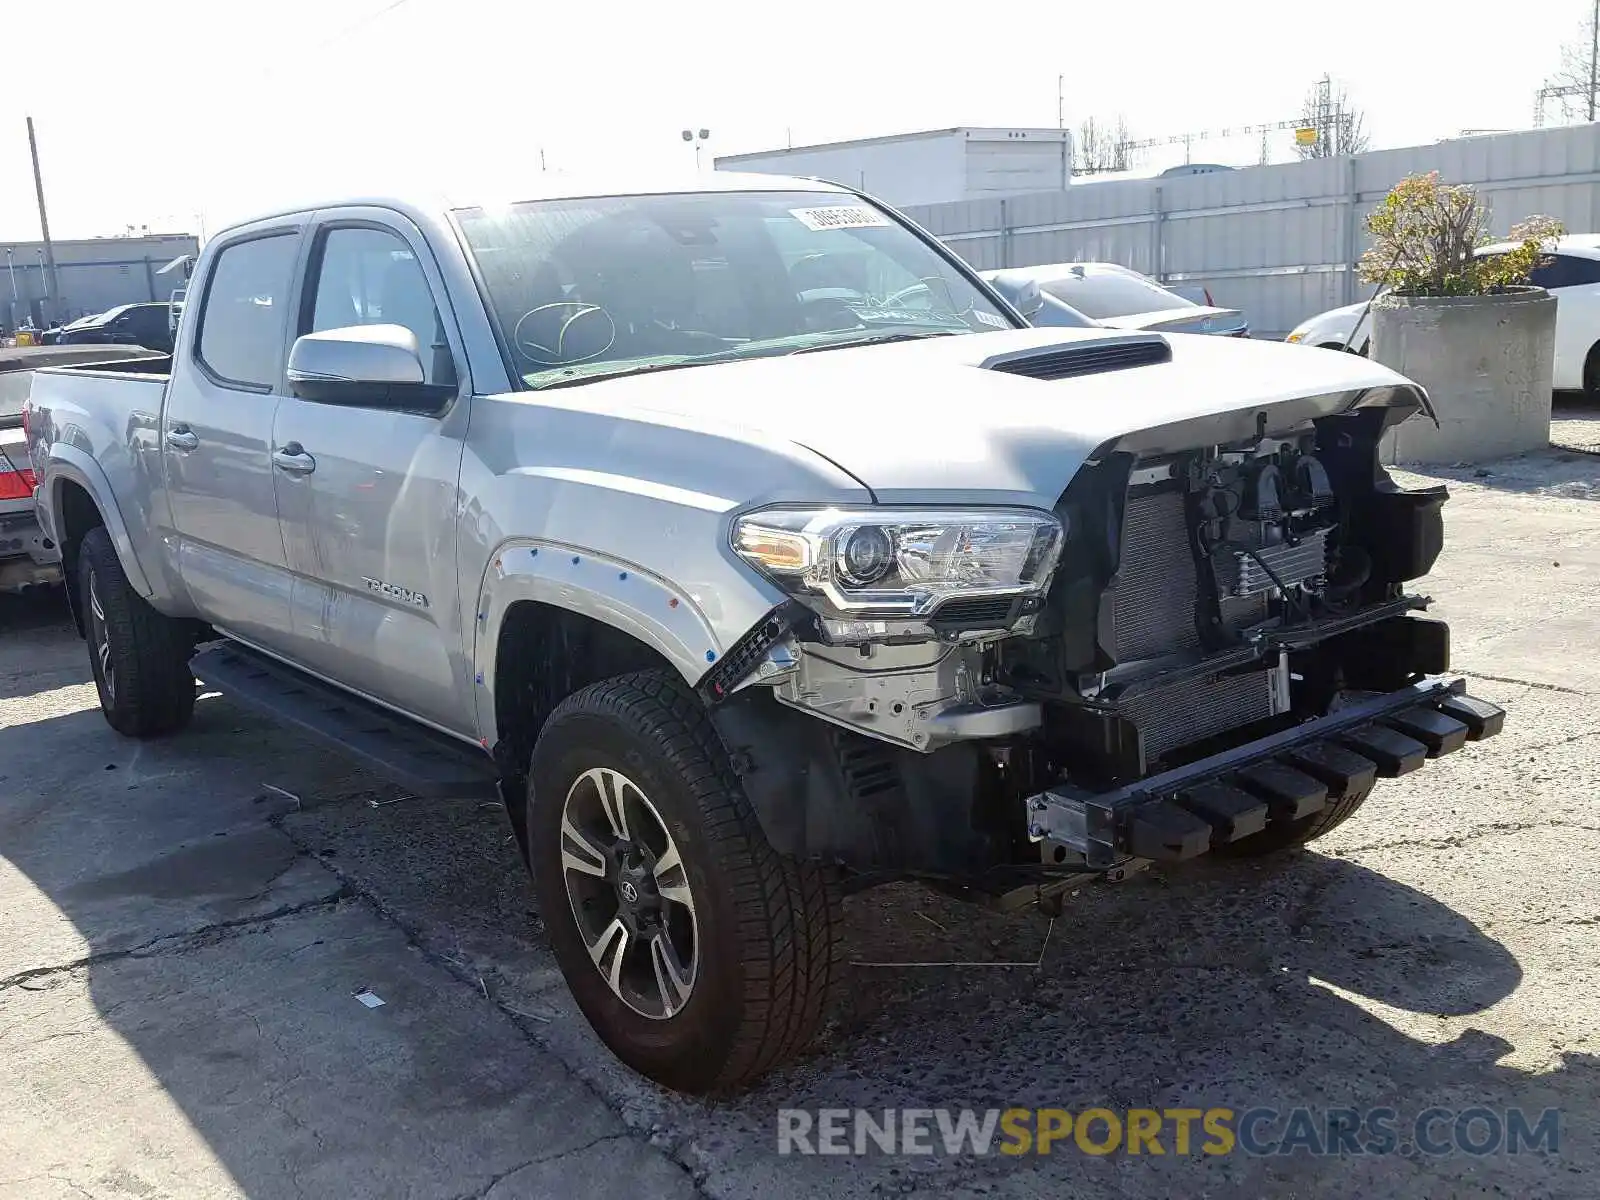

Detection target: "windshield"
[1040, 271, 1196, 320]
[455, 190, 1014, 389]
[77, 305, 132, 326]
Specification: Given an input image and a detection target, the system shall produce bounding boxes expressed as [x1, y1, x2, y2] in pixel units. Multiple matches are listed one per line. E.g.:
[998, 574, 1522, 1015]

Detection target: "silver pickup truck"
[25, 172, 1504, 1093]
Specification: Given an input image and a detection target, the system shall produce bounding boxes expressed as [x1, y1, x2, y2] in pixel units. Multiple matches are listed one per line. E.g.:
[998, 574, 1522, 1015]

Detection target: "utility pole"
[26, 117, 61, 323]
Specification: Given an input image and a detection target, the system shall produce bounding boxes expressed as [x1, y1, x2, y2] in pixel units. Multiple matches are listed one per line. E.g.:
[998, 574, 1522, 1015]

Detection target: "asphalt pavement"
[1, 434, 1597, 1199]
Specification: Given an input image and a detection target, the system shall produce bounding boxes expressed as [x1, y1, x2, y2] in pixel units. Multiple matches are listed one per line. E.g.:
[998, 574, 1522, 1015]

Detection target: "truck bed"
[45, 353, 173, 380]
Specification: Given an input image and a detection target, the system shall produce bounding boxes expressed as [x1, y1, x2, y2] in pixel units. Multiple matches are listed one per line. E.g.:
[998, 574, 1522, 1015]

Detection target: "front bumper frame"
[1027, 676, 1504, 867]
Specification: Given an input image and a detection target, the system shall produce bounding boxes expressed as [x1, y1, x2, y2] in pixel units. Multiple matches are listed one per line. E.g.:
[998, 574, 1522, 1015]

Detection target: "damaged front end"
[704, 380, 1504, 907]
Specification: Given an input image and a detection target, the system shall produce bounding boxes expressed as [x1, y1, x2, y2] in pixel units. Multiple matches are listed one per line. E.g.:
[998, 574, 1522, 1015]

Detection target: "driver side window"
[306, 226, 455, 386]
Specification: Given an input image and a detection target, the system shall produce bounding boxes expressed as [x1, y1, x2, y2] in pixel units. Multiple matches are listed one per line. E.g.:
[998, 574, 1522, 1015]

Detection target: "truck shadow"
[0, 680, 1592, 1197]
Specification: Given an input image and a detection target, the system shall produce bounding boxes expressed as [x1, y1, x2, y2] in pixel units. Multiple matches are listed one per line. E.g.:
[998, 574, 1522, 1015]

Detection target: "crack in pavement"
[448, 1133, 631, 1200]
[1331, 818, 1600, 856]
[1518, 726, 1600, 753]
[0, 888, 352, 996]
[1454, 669, 1590, 695]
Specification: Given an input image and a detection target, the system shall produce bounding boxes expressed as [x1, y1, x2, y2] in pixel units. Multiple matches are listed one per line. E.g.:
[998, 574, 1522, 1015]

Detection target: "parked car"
[999, 262, 1250, 336]
[1286, 234, 1600, 393]
[0, 360, 61, 592]
[26, 173, 1503, 1093]
[57, 302, 175, 353]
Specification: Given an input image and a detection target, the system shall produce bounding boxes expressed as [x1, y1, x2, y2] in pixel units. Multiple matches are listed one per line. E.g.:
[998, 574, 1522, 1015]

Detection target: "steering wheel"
[884, 276, 974, 321]
[512, 301, 618, 366]
[884, 281, 934, 308]
[796, 291, 868, 333]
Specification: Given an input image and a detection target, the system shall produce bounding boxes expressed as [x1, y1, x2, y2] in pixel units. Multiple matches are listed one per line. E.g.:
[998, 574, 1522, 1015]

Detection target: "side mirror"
[1011, 279, 1046, 319]
[287, 324, 454, 411]
[983, 271, 1045, 320]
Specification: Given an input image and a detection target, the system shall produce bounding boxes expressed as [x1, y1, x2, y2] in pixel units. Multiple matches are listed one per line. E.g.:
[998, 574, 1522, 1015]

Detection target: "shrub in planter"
[1361, 172, 1561, 465]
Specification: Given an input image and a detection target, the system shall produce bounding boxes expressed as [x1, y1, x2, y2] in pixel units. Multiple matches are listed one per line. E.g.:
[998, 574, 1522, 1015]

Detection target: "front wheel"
[527, 671, 841, 1094]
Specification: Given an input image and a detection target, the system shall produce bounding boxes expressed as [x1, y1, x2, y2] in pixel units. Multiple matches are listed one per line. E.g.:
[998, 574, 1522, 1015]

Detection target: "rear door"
[163, 225, 305, 646]
[270, 209, 474, 735]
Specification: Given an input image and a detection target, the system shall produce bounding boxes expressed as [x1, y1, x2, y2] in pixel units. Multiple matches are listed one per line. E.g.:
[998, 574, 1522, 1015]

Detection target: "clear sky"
[1, 0, 1594, 240]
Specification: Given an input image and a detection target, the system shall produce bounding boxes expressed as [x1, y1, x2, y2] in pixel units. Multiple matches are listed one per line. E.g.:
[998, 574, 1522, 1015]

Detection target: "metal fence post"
[1153, 185, 1166, 281]
[1343, 154, 1360, 307]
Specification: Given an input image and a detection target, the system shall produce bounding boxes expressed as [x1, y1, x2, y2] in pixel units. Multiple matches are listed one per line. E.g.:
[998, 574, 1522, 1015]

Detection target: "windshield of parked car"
[1040, 271, 1196, 320]
[455, 190, 1015, 389]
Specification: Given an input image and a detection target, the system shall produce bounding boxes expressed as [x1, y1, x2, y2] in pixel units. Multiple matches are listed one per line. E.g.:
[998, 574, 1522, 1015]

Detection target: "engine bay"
[710, 405, 1455, 893]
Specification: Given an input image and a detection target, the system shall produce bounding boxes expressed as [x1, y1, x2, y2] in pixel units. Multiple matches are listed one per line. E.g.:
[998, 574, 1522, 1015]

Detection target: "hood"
[515, 327, 1426, 509]
[1097, 305, 1245, 334]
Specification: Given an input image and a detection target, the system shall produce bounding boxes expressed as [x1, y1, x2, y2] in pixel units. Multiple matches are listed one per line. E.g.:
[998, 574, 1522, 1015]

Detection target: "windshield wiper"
[788, 331, 957, 355]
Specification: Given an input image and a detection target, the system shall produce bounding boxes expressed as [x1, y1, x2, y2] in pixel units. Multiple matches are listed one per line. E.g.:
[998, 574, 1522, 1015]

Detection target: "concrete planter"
[1371, 288, 1556, 465]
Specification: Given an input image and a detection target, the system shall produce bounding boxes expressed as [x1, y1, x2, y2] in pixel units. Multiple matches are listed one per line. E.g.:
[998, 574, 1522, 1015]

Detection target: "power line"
[1074, 76, 1356, 175]
[310, 0, 418, 52]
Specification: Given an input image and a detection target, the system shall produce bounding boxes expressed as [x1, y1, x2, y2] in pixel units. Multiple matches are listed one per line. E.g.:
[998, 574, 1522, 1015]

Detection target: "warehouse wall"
[2, 234, 199, 329]
[904, 124, 1600, 338]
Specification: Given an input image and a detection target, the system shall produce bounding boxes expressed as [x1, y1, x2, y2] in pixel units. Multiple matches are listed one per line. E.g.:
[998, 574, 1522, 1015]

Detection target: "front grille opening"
[984, 337, 1172, 381]
[1118, 667, 1278, 761]
[930, 596, 1018, 627]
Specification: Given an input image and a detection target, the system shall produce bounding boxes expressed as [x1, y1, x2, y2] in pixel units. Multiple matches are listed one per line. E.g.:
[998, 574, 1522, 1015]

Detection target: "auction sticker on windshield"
[790, 206, 892, 231]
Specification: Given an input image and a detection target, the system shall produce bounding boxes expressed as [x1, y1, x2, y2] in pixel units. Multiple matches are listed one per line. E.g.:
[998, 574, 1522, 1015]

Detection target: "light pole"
[5, 249, 17, 331]
[681, 128, 711, 171]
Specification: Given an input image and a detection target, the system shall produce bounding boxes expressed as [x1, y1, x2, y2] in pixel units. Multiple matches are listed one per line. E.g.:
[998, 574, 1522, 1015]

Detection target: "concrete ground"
[2, 429, 1597, 1198]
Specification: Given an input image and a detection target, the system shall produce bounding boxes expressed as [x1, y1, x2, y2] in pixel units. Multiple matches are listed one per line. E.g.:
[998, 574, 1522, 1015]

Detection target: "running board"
[190, 641, 500, 800]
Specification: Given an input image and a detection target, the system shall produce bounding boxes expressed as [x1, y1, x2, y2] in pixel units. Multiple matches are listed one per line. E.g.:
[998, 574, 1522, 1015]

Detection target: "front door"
[270, 213, 474, 735]
[163, 227, 304, 648]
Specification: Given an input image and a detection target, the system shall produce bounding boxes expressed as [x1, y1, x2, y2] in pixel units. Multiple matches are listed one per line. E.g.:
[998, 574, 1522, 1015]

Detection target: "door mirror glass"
[287, 324, 454, 411]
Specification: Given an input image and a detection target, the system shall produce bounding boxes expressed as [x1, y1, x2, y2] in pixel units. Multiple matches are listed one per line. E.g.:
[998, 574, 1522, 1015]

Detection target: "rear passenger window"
[197, 234, 299, 389]
[1526, 253, 1600, 290]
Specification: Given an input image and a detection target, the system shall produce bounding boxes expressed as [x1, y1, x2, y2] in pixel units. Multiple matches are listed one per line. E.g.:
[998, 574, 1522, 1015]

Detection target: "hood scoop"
[982, 333, 1172, 381]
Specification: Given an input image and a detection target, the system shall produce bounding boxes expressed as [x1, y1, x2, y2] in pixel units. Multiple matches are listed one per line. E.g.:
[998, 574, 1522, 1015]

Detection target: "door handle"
[272, 443, 317, 475]
[165, 427, 198, 451]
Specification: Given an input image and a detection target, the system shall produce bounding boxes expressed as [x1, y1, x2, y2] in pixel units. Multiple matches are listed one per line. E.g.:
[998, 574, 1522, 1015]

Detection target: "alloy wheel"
[87, 571, 116, 705]
[559, 766, 699, 1020]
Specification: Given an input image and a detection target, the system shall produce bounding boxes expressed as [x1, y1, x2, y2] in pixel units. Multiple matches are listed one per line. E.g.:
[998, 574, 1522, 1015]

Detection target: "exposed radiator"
[1108, 489, 1201, 662]
[1118, 667, 1279, 760]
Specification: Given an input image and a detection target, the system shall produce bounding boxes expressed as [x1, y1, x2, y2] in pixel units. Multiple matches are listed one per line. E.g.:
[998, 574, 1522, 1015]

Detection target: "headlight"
[1285, 331, 1305, 343]
[732, 507, 1064, 617]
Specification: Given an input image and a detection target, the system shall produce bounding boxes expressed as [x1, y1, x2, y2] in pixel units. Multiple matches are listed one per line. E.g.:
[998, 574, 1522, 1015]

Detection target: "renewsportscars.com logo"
[776, 1106, 1562, 1158]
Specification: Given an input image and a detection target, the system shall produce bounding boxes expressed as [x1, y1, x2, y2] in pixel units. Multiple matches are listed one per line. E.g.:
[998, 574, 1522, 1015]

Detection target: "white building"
[715, 127, 1074, 209]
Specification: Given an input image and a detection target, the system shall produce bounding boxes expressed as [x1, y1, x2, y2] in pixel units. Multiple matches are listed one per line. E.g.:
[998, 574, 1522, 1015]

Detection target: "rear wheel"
[1583, 342, 1600, 402]
[1213, 787, 1373, 857]
[78, 527, 196, 737]
[527, 670, 841, 1094]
